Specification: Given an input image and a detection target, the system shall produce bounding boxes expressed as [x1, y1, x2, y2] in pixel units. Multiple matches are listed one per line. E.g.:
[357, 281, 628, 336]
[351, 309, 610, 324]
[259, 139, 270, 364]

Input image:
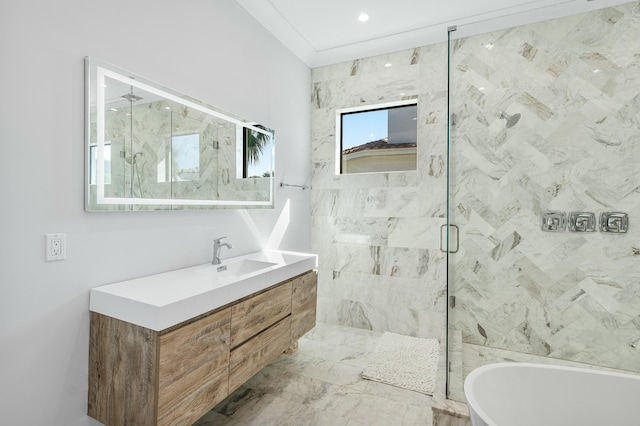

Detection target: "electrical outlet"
[46, 233, 66, 261]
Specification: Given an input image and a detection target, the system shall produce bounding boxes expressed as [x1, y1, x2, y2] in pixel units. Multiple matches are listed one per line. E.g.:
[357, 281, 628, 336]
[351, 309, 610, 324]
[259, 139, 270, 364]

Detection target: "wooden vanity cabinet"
[88, 269, 317, 426]
[291, 270, 317, 340]
[88, 308, 231, 426]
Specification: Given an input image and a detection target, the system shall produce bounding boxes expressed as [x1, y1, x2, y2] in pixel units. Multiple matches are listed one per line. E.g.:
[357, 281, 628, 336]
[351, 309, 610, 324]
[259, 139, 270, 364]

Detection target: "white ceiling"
[234, 0, 635, 67]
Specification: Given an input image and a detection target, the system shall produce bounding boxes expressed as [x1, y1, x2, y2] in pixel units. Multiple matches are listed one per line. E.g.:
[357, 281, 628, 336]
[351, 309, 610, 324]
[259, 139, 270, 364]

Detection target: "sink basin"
[213, 259, 277, 277]
[192, 259, 278, 278]
[89, 250, 318, 331]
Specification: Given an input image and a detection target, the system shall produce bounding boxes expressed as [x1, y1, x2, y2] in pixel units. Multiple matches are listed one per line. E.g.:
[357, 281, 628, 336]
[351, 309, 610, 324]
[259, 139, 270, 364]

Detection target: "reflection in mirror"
[336, 99, 417, 174]
[243, 126, 274, 178]
[85, 56, 274, 211]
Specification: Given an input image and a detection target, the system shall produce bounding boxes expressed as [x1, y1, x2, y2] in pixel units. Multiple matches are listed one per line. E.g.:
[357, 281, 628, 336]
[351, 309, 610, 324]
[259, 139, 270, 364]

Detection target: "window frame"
[335, 98, 418, 175]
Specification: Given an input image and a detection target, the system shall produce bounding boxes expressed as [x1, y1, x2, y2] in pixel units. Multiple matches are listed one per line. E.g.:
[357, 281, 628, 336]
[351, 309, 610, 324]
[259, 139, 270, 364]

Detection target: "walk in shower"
[446, 1, 640, 401]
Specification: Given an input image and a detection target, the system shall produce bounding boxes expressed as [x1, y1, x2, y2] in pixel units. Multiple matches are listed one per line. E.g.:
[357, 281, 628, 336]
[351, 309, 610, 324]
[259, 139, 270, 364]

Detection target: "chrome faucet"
[212, 237, 233, 265]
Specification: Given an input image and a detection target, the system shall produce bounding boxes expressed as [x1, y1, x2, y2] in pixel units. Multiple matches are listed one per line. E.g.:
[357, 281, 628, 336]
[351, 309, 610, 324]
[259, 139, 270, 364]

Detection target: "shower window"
[337, 99, 417, 174]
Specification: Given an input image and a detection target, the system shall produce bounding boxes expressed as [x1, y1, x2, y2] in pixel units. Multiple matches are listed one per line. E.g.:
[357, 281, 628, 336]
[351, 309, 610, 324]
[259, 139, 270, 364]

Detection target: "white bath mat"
[362, 332, 440, 395]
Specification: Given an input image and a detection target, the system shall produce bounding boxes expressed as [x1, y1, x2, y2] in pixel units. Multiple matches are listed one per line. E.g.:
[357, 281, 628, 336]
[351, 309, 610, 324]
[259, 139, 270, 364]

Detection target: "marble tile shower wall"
[311, 2, 640, 375]
[449, 3, 640, 373]
[310, 44, 450, 338]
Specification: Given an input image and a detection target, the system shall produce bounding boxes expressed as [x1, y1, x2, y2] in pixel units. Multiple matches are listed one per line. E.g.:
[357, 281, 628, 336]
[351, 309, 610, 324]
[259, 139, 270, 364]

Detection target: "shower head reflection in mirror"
[124, 152, 143, 164]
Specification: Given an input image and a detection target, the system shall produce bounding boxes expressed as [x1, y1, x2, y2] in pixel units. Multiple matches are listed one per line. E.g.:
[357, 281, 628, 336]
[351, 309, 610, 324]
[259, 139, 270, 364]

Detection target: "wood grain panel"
[229, 316, 292, 393]
[88, 312, 159, 425]
[159, 308, 230, 385]
[158, 308, 231, 426]
[291, 270, 318, 341]
[230, 282, 292, 347]
[157, 363, 228, 426]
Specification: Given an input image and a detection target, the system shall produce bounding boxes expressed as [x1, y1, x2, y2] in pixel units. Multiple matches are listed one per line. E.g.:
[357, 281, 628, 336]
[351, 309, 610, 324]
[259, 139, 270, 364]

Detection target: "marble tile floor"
[194, 322, 434, 425]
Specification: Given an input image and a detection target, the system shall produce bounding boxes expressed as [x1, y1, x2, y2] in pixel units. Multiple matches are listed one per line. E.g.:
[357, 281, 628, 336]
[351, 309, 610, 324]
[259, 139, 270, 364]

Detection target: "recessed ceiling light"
[384, 63, 392, 68]
[358, 13, 370, 22]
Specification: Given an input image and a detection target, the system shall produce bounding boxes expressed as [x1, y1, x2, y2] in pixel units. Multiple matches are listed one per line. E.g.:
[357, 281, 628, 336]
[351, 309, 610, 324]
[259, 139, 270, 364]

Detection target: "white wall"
[0, 1, 310, 424]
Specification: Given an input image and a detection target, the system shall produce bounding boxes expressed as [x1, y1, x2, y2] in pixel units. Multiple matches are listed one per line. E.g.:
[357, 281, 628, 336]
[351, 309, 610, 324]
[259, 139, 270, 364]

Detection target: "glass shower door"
[446, 2, 640, 402]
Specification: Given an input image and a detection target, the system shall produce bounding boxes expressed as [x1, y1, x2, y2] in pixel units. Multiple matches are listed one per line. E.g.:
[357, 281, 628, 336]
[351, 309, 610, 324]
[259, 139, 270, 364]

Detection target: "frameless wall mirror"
[85, 56, 274, 211]
[336, 99, 417, 174]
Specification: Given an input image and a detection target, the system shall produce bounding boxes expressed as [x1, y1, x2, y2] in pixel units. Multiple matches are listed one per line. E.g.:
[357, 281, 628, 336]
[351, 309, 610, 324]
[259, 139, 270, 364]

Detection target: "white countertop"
[89, 250, 318, 331]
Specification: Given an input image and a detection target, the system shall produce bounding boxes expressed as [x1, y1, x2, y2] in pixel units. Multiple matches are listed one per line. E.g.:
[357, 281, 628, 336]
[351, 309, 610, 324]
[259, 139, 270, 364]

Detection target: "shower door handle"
[440, 224, 459, 253]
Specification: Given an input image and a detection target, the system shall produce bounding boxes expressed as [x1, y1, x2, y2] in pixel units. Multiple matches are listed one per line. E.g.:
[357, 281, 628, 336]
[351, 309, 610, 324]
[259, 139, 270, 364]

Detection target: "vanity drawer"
[230, 281, 292, 347]
[291, 270, 318, 340]
[229, 315, 292, 393]
[158, 308, 231, 426]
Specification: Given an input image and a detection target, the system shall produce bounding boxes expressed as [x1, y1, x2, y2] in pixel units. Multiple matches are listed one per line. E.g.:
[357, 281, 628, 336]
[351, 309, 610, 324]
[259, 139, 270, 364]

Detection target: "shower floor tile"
[194, 322, 433, 426]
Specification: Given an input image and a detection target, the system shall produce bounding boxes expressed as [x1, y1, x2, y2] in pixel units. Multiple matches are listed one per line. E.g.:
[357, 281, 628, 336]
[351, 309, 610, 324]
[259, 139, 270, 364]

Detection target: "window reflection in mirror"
[243, 126, 274, 178]
[337, 99, 417, 174]
[171, 134, 200, 181]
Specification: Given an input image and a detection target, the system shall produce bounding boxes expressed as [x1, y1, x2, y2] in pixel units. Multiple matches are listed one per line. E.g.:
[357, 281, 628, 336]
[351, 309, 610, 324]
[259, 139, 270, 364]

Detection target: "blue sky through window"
[247, 133, 273, 178]
[342, 110, 388, 150]
[247, 147, 273, 177]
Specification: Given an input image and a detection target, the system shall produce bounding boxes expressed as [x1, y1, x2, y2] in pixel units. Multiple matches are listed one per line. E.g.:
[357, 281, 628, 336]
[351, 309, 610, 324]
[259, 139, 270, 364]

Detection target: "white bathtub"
[464, 362, 640, 426]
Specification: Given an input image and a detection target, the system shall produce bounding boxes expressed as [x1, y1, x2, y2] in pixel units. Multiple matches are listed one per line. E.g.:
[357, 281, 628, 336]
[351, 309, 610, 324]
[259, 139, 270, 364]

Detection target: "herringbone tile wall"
[449, 2, 640, 373]
[310, 1, 640, 393]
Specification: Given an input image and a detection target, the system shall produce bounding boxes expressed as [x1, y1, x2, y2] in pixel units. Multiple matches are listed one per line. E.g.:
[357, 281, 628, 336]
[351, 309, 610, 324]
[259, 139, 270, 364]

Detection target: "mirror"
[85, 57, 274, 211]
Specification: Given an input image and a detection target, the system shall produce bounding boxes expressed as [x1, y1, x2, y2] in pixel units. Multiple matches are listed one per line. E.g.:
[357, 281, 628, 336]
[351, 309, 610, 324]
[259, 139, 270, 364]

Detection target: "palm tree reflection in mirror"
[244, 125, 273, 178]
